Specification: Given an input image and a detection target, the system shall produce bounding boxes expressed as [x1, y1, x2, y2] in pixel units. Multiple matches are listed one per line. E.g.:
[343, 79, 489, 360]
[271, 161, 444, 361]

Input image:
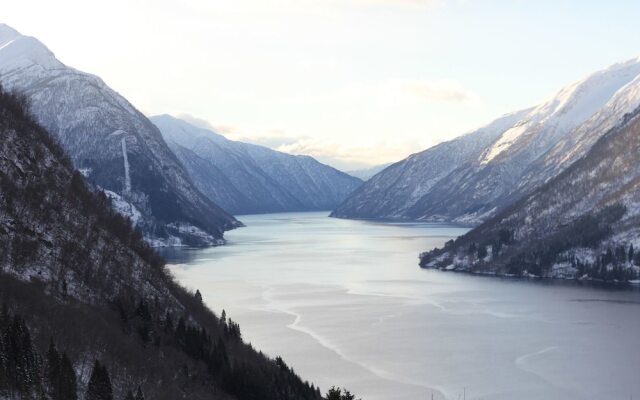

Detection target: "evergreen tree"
[86, 360, 113, 400]
[163, 312, 174, 333]
[326, 387, 358, 400]
[7, 315, 40, 395]
[195, 290, 203, 304]
[175, 317, 186, 346]
[123, 390, 135, 400]
[46, 339, 61, 399]
[59, 353, 77, 400]
[629, 244, 634, 263]
[135, 385, 145, 400]
[477, 245, 488, 260]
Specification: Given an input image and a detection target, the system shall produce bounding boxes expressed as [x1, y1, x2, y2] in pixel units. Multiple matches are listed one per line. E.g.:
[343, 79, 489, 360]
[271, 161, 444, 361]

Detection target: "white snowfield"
[481, 56, 640, 165]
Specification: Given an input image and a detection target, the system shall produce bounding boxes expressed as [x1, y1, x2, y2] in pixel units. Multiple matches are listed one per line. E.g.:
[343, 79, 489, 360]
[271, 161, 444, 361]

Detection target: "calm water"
[162, 212, 640, 400]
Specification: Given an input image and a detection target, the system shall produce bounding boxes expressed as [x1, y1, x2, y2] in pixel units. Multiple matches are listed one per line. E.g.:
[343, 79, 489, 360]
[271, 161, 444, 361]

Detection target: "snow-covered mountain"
[0, 24, 239, 245]
[330, 109, 530, 220]
[346, 163, 393, 181]
[333, 57, 640, 224]
[420, 104, 640, 281]
[151, 115, 363, 215]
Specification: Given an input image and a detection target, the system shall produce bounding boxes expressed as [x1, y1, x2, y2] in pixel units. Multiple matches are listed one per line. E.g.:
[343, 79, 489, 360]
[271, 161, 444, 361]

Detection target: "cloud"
[338, 0, 442, 6]
[357, 78, 478, 103]
[274, 137, 420, 170]
[236, 134, 310, 148]
[396, 79, 476, 102]
[176, 113, 217, 131]
[179, 115, 418, 170]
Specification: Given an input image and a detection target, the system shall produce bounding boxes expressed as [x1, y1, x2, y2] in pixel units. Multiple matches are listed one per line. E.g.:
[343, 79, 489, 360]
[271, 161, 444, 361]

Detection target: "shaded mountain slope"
[151, 115, 362, 215]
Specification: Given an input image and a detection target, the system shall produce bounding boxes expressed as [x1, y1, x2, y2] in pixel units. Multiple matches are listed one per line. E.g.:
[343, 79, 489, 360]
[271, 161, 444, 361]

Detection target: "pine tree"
[477, 245, 488, 260]
[46, 338, 61, 399]
[175, 317, 186, 346]
[59, 353, 77, 400]
[629, 244, 635, 263]
[195, 290, 203, 304]
[8, 315, 40, 395]
[163, 312, 174, 333]
[86, 360, 113, 400]
[135, 385, 145, 400]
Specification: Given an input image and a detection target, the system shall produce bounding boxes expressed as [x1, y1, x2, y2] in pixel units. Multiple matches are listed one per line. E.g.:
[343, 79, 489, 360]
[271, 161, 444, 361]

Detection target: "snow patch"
[121, 137, 131, 194]
[103, 190, 142, 226]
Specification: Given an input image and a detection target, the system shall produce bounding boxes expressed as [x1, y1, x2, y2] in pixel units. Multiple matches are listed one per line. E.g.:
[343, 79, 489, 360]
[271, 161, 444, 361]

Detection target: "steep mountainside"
[0, 24, 239, 245]
[330, 109, 529, 220]
[0, 86, 325, 400]
[420, 106, 640, 282]
[151, 115, 362, 215]
[333, 57, 640, 224]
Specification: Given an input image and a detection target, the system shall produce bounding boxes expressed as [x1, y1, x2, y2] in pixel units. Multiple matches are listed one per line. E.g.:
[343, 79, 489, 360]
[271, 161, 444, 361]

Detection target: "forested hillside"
[420, 106, 640, 282]
[0, 86, 349, 399]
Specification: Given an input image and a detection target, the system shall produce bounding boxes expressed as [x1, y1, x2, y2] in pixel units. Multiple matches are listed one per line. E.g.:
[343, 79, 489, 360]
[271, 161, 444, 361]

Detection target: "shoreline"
[419, 265, 640, 289]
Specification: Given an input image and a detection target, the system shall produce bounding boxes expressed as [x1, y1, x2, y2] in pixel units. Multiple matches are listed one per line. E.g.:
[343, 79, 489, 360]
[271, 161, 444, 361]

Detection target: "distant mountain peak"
[0, 24, 62, 72]
[0, 23, 21, 44]
[479, 56, 640, 165]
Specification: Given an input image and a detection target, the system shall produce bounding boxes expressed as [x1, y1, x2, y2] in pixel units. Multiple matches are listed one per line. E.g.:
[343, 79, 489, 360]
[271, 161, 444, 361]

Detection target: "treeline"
[422, 204, 640, 281]
[1, 295, 355, 400]
[112, 292, 322, 400]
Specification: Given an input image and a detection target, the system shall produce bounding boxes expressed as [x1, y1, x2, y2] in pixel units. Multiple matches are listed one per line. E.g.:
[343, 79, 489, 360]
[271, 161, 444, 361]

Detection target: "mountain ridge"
[0, 23, 240, 246]
[332, 56, 640, 225]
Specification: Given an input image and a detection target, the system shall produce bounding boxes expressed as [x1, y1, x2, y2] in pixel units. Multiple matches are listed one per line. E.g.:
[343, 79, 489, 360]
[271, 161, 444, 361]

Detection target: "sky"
[4, 0, 640, 170]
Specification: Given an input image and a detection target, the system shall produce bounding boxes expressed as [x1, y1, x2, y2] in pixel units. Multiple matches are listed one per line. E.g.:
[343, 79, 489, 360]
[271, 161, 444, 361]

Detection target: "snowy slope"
[517, 64, 640, 194]
[330, 109, 529, 220]
[0, 24, 239, 245]
[151, 115, 363, 214]
[420, 105, 640, 281]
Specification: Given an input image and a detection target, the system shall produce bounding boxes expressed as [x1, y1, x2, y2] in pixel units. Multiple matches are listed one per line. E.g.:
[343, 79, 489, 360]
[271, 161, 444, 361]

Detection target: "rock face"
[151, 114, 362, 215]
[333, 57, 640, 224]
[420, 105, 640, 281]
[0, 24, 240, 246]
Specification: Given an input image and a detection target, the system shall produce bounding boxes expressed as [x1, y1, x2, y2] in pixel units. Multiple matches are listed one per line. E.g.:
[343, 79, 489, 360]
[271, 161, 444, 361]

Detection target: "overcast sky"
[4, 0, 640, 170]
